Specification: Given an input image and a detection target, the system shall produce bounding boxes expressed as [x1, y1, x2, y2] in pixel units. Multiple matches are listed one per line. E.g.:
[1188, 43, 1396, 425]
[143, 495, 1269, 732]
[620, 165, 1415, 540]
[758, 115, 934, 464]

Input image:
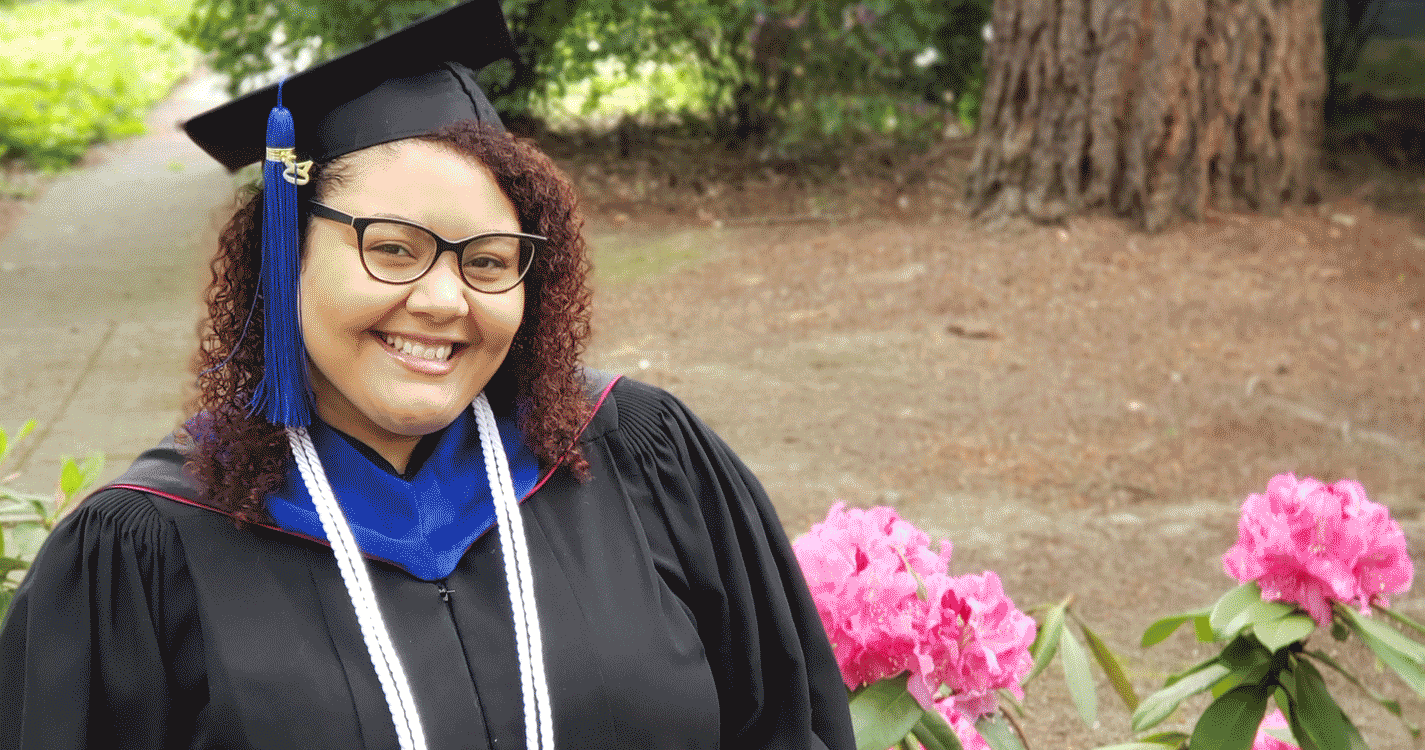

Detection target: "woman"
[0, 2, 854, 749]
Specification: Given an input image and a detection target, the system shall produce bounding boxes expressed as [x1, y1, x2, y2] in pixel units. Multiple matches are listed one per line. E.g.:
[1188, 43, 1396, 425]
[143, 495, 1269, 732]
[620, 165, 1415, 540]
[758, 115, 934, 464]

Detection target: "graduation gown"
[0, 376, 855, 750]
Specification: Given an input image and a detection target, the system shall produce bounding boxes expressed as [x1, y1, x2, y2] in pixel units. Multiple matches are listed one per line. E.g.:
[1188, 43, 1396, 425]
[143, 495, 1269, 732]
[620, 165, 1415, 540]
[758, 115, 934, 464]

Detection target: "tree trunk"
[965, 0, 1326, 231]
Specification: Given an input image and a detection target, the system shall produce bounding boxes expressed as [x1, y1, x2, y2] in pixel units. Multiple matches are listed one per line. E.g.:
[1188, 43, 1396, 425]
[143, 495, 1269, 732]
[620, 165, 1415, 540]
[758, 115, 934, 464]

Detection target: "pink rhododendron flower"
[1223, 474, 1413, 627]
[1252, 709, 1298, 750]
[795, 503, 1035, 721]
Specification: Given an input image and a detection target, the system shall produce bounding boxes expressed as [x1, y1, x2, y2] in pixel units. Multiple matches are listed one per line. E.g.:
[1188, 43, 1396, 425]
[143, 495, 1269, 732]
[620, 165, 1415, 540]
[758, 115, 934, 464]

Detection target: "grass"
[1342, 36, 1425, 99]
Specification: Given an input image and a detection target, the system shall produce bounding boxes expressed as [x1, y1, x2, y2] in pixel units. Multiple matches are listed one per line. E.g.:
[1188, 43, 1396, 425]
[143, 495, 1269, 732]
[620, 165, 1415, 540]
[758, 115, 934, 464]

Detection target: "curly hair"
[188, 122, 593, 523]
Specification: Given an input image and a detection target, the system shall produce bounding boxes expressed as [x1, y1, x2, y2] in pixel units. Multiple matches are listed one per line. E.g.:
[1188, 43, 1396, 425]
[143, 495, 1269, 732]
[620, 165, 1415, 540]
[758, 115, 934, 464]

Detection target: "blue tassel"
[250, 80, 313, 427]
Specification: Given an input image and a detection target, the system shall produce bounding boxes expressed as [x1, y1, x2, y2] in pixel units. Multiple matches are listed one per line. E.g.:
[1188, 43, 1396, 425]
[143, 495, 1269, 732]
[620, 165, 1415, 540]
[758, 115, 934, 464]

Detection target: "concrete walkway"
[0, 75, 236, 495]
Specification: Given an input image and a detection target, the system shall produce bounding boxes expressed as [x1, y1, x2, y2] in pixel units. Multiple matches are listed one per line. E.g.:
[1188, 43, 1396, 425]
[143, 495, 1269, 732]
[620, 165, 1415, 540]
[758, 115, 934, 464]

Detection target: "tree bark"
[965, 0, 1326, 231]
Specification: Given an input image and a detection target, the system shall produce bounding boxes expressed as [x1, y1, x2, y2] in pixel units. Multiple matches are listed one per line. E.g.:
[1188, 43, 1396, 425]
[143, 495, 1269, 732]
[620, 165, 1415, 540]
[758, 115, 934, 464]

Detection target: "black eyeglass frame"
[307, 201, 544, 294]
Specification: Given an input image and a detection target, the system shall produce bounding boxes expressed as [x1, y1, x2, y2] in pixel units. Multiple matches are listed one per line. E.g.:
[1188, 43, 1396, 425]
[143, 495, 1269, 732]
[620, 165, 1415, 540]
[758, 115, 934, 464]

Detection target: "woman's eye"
[464, 254, 510, 270]
[370, 243, 414, 257]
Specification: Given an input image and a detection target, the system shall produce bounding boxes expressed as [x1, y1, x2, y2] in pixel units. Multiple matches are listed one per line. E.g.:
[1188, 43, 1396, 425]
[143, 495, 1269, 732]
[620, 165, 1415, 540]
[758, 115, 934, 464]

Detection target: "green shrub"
[0, 0, 196, 170]
[0, 421, 105, 620]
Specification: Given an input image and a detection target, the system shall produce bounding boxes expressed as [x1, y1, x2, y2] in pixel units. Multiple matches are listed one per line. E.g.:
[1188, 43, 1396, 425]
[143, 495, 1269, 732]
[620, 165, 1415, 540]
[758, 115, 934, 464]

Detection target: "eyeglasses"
[307, 201, 543, 294]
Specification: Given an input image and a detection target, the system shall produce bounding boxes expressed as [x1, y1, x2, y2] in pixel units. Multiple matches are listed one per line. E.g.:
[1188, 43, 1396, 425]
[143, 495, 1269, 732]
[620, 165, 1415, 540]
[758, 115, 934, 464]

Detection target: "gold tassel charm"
[265, 147, 313, 185]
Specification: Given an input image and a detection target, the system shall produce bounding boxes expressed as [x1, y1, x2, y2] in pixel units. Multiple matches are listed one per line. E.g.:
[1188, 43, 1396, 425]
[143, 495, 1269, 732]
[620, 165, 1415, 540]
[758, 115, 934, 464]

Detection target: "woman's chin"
[369, 399, 471, 438]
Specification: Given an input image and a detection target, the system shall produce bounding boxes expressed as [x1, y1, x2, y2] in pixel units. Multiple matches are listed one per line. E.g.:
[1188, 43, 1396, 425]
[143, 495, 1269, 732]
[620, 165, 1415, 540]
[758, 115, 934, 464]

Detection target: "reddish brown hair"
[188, 122, 593, 523]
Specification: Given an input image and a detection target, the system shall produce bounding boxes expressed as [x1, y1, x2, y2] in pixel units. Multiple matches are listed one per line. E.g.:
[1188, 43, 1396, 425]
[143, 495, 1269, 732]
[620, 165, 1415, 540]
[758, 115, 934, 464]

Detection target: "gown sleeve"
[0, 488, 205, 750]
[610, 380, 855, 750]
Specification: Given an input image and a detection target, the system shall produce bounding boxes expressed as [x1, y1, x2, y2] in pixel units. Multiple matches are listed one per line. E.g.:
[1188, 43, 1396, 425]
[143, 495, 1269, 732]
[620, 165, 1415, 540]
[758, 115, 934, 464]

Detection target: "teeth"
[383, 334, 454, 361]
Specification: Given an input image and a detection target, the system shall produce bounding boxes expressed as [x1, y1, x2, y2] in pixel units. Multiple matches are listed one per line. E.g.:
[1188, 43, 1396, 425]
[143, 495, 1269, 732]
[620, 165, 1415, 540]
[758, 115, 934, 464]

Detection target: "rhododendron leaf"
[1340, 606, 1425, 665]
[1376, 605, 1425, 641]
[1131, 663, 1230, 733]
[1024, 601, 1066, 685]
[1137, 730, 1190, 745]
[911, 707, 964, 750]
[1211, 661, 1273, 699]
[1210, 583, 1263, 640]
[848, 674, 923, 750]
[973, 714, 1025, 750]
[1243, 600, 1296, 629]
[1194, 615, 1215, 643]
[1345, 614, 1425, 698]
[1188, 684, 1270, 750]
[1306, 648, 1418, 736]
[1331, 620, 1351, 641]
[1059, 628, 1098, 727]
[1283, 657, 1358, 750]
[1141, 608, 1210, 648]
[1220, 633, 1272, 672]
[1254, 614, 1316, 653]
[1077, 618, 1138, 711]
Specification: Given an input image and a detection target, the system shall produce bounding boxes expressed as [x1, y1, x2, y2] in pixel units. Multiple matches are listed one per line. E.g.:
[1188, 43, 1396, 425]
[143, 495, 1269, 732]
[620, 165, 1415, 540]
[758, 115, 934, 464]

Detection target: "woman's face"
[299, 140, 524, 458]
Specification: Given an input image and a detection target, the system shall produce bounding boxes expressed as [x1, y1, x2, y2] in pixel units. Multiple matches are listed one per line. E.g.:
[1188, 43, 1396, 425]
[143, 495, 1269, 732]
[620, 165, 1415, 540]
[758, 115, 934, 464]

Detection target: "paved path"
[0, 75, 235, 495]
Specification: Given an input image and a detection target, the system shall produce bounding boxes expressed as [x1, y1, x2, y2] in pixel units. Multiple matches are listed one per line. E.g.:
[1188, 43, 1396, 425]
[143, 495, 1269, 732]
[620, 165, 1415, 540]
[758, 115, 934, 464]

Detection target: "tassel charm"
[250, 80, 313, 427]
[267, 147, 313, 185]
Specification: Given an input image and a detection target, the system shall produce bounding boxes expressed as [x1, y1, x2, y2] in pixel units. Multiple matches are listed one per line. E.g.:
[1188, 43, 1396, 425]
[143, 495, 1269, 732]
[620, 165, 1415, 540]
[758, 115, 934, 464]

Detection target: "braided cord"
[472, 393, 554, 750]
[288, 427, 427, 750]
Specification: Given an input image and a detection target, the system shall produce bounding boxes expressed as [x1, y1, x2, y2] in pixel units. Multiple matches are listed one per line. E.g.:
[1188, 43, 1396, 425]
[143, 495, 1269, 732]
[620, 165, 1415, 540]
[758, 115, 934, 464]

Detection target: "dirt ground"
[4, 127, 1423, 747]
[551, 131, 1425, 748]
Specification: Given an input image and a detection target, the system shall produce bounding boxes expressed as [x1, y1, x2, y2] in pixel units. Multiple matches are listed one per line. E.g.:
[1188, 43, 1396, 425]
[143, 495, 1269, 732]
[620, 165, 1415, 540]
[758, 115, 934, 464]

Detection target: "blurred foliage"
[182, 0, 990, 148]
[1323, 0, 1387, 127]
[0, 0, 196, 170]
[0, 420, 105, 620]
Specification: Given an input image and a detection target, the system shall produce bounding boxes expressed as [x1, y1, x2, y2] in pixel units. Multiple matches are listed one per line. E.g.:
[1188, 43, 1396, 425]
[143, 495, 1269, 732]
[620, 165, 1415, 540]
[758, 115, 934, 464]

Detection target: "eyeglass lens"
[359, 220, 534, 292]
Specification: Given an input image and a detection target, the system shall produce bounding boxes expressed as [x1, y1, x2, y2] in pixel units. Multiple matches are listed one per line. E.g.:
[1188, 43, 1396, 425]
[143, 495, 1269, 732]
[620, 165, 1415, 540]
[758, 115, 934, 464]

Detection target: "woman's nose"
[406, 252, 470, 318]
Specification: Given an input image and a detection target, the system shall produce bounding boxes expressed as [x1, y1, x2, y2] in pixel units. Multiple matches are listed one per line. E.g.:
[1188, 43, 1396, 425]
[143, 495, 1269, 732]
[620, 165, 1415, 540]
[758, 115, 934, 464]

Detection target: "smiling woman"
[299, 141, 527, 472]
[0, 2, 855, 749]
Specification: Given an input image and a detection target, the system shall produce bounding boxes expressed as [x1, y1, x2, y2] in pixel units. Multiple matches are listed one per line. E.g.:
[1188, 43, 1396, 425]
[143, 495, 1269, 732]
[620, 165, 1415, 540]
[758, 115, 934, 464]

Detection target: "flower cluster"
[1252, 709, 1297, 750]
[1223, 474, 1413, 627]
[794, 503, 1037, 728]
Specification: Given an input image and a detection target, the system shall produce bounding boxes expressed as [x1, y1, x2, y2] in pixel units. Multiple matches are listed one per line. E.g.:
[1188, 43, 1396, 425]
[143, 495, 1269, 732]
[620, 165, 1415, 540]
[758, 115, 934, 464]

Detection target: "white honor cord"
[472, 393, 554, 750]
[286, 394, 553, 750]
[288, 427, 428, 750]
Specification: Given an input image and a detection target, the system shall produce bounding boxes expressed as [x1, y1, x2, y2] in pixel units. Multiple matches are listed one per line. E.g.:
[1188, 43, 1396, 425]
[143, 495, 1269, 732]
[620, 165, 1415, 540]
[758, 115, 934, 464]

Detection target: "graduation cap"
[184, 0, 516, 428]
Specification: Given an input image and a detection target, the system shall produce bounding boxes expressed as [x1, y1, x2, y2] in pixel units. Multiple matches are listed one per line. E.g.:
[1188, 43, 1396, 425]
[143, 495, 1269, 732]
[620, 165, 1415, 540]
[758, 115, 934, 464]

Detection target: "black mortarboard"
[185, 0, 514, 171]
[185, 0, 515, 429]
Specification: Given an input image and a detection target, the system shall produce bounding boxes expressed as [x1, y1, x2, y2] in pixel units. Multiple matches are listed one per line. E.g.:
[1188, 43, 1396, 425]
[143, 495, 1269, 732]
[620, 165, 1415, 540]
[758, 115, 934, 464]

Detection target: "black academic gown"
[0, 377, 855, 750]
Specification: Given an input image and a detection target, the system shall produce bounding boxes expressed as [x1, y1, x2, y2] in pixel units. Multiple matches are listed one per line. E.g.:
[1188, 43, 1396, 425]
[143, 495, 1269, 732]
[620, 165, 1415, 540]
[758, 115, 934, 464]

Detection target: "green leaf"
[849, 674, 924, 750]
[1306, 648, 1415, 734]
[1375, 605, 1425, 641]
[1284, 657, 1359, 750]
[1141, 608, 1210, 647]
[16, 420, 35, 443]
[973, 713, 1025, 750]
[1209, 583, 1264, 640]
[1131, 662, 1230, 733]
[1138, 731, 1190, 745]
[59, 458, 82, 500]
[1189, 684, 1270, 750]
[0, 588, 13, 621]
[1078, 617, 1139, 710]
[1349, 619, 1425, 698]
[911, 705, 965, 750]
[0, 557, 30, 575]
[1340, 605, 1425, 668]
[1254, 614, 1316, 653]
[1090, 744, 1180, 750]
[1024, 601, 1066, 685]
[1195, 615, 1216, 643]
[1060, 627, 1098, 727]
